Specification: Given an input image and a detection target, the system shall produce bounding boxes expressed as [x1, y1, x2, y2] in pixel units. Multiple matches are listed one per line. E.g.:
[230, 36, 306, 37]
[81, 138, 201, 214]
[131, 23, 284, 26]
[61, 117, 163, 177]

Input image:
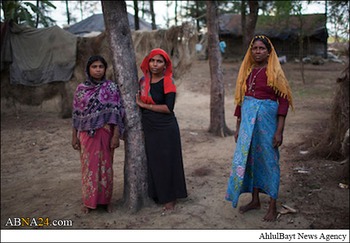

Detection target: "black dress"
[141, 79, 187, 204]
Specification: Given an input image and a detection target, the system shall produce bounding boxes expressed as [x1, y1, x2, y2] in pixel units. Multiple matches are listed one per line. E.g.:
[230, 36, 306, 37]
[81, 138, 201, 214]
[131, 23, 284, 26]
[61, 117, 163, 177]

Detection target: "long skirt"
[142, 110, 188, 204]
[225, 96, 280, 208]
[79, 125, 114, 209]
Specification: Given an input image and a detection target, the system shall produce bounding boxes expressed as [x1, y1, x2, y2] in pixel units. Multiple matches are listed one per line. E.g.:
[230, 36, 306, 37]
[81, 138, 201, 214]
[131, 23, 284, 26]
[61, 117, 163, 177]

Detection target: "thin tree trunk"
[298, 12, 305, 84]
[246, 1, 259, 42]
[241, 0, 247, 48]
[299, 34, 305, 84]
[206, 1, 233, 137]
[65, 0, 70, 25]
[175, 0, 178, 26]
[324, 0, 328, 59]
[166, 0, 170, 28]
[149, 0, 156, 30]
[141, 1, 145, 19]
[195, 1, 200, 32]
[133, 0, 140, 30]
[242, 0, 259, 50]
[35, 0, 39, 28]
[101, 0, 148, 213]
[79, 0, 83, 20]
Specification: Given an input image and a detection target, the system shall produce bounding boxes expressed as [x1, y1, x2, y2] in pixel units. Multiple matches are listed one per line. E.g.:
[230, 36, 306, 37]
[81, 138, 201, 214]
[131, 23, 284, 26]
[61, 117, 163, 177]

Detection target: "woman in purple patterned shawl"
[71, 55, 125, 214]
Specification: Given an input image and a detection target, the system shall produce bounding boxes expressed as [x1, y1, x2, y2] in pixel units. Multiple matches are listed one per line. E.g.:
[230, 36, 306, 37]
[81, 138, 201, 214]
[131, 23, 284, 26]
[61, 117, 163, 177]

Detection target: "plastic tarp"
[3, 22, 77, 86]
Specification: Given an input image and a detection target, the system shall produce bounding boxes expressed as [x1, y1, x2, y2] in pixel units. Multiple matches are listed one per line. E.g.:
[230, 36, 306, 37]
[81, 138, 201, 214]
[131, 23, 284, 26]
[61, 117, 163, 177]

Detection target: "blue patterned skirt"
[225, 96, 280, 208]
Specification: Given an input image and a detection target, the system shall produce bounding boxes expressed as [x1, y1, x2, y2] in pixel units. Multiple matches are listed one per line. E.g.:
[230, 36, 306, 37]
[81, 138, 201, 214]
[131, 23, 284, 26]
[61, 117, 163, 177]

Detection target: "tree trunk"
[166, 0, 170, 28]
[65, 0, 70, 26]
[35, 1, 39, 28]
[206, 1, 233, 137]
[324, 0, 328, 59]
[101, 0, 148, 213]
[242, 0, 259, 50]
[133, 0, 140, 30]
[175, 0, 178, 26]
[195, 1, 200, 32]
[296, 5, 306, 84]
[241, 0, 247, 48]
[299, 33, 305, 84]
[149, 0, 156, 30]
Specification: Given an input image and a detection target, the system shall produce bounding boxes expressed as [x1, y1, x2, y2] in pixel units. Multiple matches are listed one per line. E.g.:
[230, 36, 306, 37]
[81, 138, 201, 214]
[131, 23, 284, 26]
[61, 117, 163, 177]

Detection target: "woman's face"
[148, 54, 166, 76]
[89, 60, 105, 80]
[251, 40, 269, 64]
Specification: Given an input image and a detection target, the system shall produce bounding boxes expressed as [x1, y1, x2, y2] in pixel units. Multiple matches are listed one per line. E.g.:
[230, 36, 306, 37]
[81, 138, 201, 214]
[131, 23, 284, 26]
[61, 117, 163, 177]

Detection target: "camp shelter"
[218, 13, 328, 60]
[1, 20, 77, 86]
[65, 13, 153, 37]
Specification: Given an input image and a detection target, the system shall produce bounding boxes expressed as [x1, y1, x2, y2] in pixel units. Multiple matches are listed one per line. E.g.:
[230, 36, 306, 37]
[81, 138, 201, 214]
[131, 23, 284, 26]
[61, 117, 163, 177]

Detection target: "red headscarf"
[139, 48, 176, 104]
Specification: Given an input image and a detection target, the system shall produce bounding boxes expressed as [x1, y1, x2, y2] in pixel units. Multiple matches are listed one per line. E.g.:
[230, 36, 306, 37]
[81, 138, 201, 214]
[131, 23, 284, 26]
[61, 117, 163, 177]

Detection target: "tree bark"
[241, 0, 246, 47]
[101, 0, 148, 213]
[65, 0, 70, 26]
[133, 0, 140, 30]
[175, 0, 178, 26]
[242, 0, 259, 50]
[297, 12, 305, 84]
[149, 0, 156, 30]
[206, 1, 233, 137]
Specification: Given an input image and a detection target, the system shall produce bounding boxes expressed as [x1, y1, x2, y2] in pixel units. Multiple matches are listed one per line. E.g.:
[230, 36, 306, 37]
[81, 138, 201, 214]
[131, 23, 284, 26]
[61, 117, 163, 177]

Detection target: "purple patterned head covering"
[72, 56, 125, 136]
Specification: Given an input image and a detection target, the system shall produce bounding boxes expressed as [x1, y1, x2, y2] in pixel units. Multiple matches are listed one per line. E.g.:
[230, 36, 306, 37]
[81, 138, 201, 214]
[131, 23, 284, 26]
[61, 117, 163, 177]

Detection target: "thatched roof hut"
[218, 14, 328, 60]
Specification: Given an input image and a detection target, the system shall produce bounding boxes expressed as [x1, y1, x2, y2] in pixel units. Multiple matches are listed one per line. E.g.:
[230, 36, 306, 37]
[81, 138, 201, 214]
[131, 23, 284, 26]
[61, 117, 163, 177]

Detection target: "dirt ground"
[1, 59, 349, 236]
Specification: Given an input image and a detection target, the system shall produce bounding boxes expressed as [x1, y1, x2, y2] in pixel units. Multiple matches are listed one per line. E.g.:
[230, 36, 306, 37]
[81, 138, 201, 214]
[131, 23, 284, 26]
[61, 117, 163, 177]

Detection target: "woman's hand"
[234, 131, 239, 143]
[273, 131, 283, 148]
[273, 116, 286, 148]
[72, 128, 81, 150]
[234, 118, 241, 143]
[110, 135, 120, 149]
[72, 136, 81, 150]
[136, 93, 144, 108]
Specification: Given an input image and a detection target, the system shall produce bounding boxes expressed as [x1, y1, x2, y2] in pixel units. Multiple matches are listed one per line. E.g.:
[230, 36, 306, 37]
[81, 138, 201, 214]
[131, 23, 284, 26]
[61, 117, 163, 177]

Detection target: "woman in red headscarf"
[136, 48, 187, 212]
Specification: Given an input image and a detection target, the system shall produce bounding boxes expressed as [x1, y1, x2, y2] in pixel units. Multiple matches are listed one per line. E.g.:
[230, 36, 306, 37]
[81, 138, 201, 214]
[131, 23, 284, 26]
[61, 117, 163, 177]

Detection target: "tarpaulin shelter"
[65, 13, 153, 37]
[1, 20, 77, 86]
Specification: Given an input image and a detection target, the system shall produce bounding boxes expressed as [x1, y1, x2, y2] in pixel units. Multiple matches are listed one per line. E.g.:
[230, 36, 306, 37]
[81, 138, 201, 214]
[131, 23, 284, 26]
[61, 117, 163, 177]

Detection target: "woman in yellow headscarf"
[225, 35, 293, 221]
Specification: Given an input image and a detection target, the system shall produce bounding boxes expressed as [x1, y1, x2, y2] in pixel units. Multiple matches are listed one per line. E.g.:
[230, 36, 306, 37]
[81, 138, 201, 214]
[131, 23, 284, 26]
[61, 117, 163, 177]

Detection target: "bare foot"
[106, 204, 113, 213]
[161, 201, 176, 216]
[239, 201, 261, 214]
[163, 201, 176, 210]
[81, 206, 90, 214]
[263, 207, 278, 222]
[263, 199, 277, 222]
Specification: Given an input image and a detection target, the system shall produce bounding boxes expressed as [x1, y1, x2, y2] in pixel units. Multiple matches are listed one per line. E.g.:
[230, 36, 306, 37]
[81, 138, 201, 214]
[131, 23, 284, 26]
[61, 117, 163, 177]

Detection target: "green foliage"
[259, 1, 276, 15]
[217, 1, 241, 14]
[180, 0, 241, 28]
[275, 0, 293, 15]
[180, 0, 206, 28]
[0, 0, 57, 28]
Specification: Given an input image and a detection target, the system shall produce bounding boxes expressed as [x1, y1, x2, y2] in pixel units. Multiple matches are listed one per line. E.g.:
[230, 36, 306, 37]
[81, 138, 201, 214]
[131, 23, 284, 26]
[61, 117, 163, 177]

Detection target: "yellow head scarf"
[234, 35, 294, 110]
